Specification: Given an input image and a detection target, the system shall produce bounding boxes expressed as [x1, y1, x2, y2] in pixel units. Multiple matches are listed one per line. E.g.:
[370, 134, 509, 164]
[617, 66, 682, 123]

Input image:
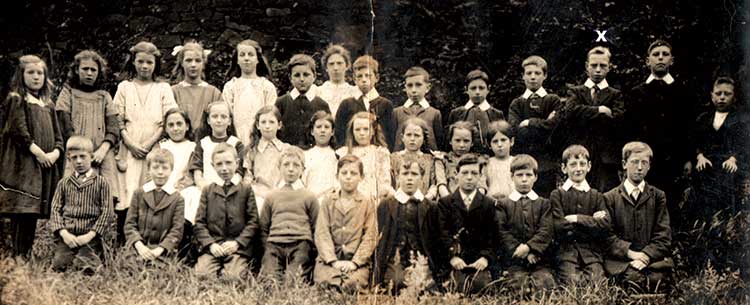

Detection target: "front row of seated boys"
[50, 134, 670, 294]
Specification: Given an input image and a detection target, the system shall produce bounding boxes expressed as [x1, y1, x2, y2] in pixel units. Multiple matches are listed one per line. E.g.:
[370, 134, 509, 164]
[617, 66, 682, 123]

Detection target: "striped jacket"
[48, 173, 114, 236]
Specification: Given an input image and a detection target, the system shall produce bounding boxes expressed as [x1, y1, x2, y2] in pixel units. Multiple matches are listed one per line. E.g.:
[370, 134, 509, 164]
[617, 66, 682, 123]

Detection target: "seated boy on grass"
[604, 141, 672, 292]
[49, 136, 114, 273]
[259, 146, 320, 280]
[496, 154, 556, 293]
[193, 143, 259, 279]
[123, 148, 185, 262]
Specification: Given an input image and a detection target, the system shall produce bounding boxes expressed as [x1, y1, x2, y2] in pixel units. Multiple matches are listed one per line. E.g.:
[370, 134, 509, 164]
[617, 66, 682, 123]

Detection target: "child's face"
[211, 151, 239, 182]
[354, 67, 378, 94]
[403, 74, 431, 102]
[490, 132, 513, 158]
[512, 168, 537, 194]
[237, 44, 259, 75]
[398, 163, 423, 195]
[352, 118, 372, 146]
[623, 151, 651, 184]
[311, 118, 333, 146]
[23, 62, 45, 93]
[133, 52, 156, 81]
[77, 59, 99, 87]
[402, 124, 424, 152]
[326, 54, 348, 83]
[257, 112, 281, 140]
[182, 50, 204, 80]
[67, 149, 93, 175]
[561, 155, 591, 183]
[586, 54, 610, 84]
[450, 128, 472, 156]
[646, 46, 673, 75]
[207, 104, 231, 137]
[279, 156, 304, 184]
[148, 161, 173, 187]
[338, 162, 362, 193]
[290, 64, 315, 93]
[711, 83, 734, 112]
[165, 112, 188, 142]
[522, 65, 546, 91]
[466, 79, 489, 104]
[457, 163, 481, 193]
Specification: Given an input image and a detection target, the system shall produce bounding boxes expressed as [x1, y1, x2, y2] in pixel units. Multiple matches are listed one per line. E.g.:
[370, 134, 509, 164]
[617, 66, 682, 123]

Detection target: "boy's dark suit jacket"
[562, 85, 624, 165]
[334, 96, 396, 151]
[373, 196, 438, 285]
[603, 182, 672, 275]
[434, 190, 498, 279]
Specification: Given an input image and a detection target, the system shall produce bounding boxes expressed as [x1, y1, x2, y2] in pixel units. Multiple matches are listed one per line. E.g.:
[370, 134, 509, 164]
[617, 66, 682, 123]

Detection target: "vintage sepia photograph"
[0, 0, 747, 304]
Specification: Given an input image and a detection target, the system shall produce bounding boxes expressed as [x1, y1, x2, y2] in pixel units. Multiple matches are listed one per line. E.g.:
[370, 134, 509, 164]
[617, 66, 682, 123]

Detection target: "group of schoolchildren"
[0, 37, 746, 296]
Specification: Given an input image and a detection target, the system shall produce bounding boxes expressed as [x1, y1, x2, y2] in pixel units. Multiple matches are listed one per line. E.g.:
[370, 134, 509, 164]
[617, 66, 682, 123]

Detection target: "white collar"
[463, 100, 491, 111]
[522, 87, 548, 99]
[229, 174, 242, 186]
[257, 138, 284, 153]
[394, 188, 425, 204]
[177, 80, 208, 87]
[623, 179, 645, 196]
[508, 190, 539, 201]
[713, 111, 729, 130]
[143, 181, 176, 195]
[562, 179, 591, 192]
[646, 73, 675, 85]
[403, 98, 430, 109]
[355, 88, 380, 101]
[276, 179, 305, 190]
[76, 168, 94, 179]
[25, 93, 47, 107]
[459, 189, 478, 203]
[584, 79, 609, 90]
[290, 87, 316, 101]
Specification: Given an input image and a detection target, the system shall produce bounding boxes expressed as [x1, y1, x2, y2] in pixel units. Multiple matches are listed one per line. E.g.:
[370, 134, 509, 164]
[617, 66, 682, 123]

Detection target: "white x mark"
[595, 30, 608, 42]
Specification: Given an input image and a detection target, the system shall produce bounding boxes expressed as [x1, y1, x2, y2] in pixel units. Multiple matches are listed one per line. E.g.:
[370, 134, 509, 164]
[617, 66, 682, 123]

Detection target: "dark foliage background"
[0, 0, 747, 116]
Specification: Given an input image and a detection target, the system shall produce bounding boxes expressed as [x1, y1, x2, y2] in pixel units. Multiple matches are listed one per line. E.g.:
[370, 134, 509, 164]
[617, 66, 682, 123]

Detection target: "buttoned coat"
[124, 187, 185, 252]
[193, 183, 259, 257]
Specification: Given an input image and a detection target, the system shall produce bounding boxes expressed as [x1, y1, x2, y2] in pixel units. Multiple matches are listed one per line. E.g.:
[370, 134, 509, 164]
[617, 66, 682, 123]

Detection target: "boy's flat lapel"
[468, 192, 484, 212]
[387, 197, 400, 222]
[617, 184, 636, 206]
[153, 192, 180, 212]
[637, 184, 653, 207]
[144, 191, 157, 210]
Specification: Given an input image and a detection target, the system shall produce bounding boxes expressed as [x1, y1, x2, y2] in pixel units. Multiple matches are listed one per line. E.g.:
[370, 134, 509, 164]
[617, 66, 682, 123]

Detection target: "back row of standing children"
[0, 38, 745, 293]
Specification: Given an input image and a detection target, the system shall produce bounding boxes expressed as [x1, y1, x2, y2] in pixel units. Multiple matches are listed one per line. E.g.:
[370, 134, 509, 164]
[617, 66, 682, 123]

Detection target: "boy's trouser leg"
[584, 262, 606, 283]
[621, 266, 669, 292]
[507, 264, 530, 292]
[75, 237, 104, 271]
[383, 259, 407, 291]
[530, 266, 556, 290]
[260, 242, 285, 277]
[52, 238, 76, 272]
[222, 254, 248, 280]
[10, 214, 37, 257]
[195, 253, 222, 278]
[286, 240, 312, 279]
[450, 268, 491, 294]
[557, 259, 581, 285]
[114, 209, 128, 248]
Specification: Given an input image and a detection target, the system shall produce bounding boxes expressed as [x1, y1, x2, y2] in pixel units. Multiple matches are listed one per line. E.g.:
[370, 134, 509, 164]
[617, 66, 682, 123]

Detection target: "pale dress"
[157, 139, 201, 223]
[114, 80, 177, 210]
[313, 81, 358, 118]
[486, 156, 515, 200]
[303, 146, 338, 196]
[335, 145, 392, 200]
[221, 77, 277, 145]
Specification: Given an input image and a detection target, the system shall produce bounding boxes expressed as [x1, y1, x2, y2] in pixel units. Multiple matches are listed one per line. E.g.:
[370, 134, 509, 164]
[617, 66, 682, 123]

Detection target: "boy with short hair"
[193, 143, 259, 279]
[276, 54, 331, 148]
[550, 145, 610, 284]
[335, 55, 396, 151]
[124, 148, 185, 261]
[626, 40, 696, 201]
[49, 136, 114, 272]
[563, 46, 624, 192]
[259, 146, 319, 280]
[435, 154, 498, 294]
[508, 56, 562, 197]
[374, 160, 439, 291]
[496, 154, 555, 292]
[604, 142, 672, 291]
[447, 69, 505, 155]
[393, 66, 445, 151]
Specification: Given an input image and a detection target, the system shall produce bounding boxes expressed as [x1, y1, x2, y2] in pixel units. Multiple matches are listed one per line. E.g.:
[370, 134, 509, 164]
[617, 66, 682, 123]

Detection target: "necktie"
[464, 196, 472, 208]
[529, 93, 540, 100]
[591, 86, 601, 102]
[410, 103, 421, 113]
[631, 188, 640, 202]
